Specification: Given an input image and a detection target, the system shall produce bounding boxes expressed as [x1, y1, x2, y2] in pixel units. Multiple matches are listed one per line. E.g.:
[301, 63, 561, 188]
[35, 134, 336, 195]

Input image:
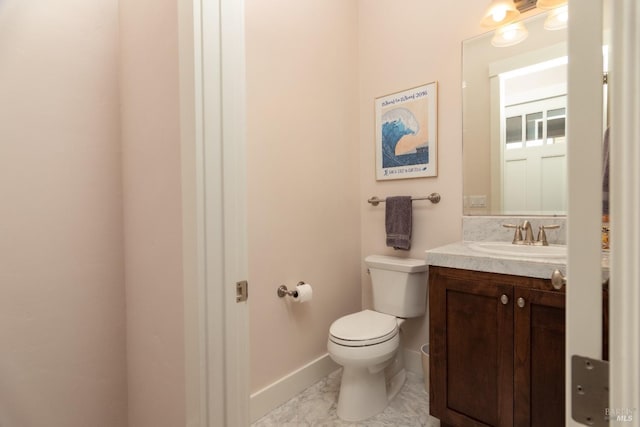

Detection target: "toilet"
[327, 255, 428, 421]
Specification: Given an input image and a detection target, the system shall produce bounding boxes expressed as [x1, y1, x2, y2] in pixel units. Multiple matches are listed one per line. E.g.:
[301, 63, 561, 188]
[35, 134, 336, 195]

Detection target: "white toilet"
[327, 255, 428, 421]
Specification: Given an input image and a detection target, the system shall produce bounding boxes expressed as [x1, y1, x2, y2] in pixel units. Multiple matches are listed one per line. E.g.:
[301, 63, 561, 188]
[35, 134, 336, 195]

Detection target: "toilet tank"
[365, 255, 428, 318]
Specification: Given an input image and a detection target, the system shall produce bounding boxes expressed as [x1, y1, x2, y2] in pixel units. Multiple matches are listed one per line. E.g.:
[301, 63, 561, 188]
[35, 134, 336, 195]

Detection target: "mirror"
[463, 11, 568, 216]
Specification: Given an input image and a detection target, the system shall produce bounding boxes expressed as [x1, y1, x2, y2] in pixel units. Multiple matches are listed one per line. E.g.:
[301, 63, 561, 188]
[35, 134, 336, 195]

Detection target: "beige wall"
[246, 0, 362, 392]
[212, 0, 485, 399]
[0, 1, 127, 426]
[246, 0, 504, 391]
[119, 0, 186, 425]
[0, 0, 556, 422]
[357, 0, 487, 352]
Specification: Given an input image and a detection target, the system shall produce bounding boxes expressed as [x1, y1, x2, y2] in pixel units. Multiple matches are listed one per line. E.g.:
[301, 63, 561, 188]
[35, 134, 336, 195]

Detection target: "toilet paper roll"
[292, 283, 313, 303]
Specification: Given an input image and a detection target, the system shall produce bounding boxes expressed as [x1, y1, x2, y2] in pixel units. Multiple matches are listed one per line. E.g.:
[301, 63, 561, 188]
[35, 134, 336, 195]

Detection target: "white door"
[503, 96, 567, 214]
[181, 0, 249, 425]
[566, 0, 640, 425]
[566, 1, 604, 424]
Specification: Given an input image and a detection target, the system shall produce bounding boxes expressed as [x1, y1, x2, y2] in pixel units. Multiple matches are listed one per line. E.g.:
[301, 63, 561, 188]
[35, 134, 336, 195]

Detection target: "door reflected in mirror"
[501, 58, 567, 213]
[463, 11, 567, 216]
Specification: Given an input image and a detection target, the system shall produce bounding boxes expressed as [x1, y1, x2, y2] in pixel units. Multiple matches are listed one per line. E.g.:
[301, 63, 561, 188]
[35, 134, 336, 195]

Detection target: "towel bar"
[367, 193, 441, 206]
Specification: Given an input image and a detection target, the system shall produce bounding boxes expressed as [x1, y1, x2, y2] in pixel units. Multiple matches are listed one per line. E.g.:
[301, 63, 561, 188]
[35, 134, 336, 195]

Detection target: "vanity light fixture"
[491, 22, 529, 47]
[535, 0, 567, 10]
[485, 0, 567, 48]
[543, 5, 568, 30]
[481, 0, 521, 28]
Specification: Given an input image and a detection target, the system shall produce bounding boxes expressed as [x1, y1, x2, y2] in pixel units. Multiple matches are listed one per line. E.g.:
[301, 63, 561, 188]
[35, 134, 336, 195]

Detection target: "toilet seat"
[329, 310, 398, 347]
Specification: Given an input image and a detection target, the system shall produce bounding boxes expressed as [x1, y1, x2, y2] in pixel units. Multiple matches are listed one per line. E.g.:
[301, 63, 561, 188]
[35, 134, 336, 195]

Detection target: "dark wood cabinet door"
[513, 287, 565, 427]
[430, 267, 514, 427]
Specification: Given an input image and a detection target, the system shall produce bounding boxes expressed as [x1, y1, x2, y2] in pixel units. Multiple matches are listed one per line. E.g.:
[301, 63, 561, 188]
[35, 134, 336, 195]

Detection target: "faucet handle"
[537, 224, 560, 246]
[503, 223, 523, 244]
[541, 224, 560, 230]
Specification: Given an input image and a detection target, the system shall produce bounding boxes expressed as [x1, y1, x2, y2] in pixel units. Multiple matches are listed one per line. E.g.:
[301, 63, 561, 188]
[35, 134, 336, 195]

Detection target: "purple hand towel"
[385, 196, 412, 250]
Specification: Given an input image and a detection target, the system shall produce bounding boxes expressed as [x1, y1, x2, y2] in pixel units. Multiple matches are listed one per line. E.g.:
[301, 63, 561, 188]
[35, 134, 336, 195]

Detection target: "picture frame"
[374, 82, 438, 180]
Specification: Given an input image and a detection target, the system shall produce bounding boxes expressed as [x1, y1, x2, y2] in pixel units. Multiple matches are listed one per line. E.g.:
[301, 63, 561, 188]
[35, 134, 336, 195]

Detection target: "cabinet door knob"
[517, 297, 526, 308]
[551, 269, 567, 290]
[500, 294, 509, 305]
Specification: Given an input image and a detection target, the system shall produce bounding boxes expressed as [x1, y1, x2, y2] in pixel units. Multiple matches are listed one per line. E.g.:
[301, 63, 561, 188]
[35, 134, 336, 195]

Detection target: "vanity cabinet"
[429, 266, 565, 427]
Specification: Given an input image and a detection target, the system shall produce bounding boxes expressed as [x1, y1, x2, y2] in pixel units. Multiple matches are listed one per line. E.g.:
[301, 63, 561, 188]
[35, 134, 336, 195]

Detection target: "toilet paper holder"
[277, 281, 306, 298]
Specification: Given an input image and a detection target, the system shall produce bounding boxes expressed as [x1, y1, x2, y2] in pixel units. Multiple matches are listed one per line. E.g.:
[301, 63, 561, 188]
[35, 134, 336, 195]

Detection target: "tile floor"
[252, 369, 441, 427]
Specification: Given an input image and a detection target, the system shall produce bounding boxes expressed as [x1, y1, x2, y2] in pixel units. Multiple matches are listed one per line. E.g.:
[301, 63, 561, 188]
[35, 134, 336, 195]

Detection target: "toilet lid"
[329, 310, 398, 347]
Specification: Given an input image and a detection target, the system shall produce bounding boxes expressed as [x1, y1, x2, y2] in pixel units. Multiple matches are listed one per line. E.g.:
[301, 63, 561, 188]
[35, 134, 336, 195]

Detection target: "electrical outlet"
[469, 195, 487, 208]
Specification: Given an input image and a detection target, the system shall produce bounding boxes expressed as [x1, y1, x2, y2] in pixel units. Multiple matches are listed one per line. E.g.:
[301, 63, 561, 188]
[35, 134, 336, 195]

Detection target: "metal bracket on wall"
[571, 355, 609, 426]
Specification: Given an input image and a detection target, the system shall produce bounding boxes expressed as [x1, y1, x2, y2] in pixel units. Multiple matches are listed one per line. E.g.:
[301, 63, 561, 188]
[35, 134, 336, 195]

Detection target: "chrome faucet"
[503, 221, 560, 246]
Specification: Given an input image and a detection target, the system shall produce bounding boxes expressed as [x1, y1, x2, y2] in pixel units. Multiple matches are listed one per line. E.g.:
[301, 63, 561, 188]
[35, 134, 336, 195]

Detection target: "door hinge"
[236, 280, 248, 303]
[571, 355, 609, 426]
[603, 72, 609, 85]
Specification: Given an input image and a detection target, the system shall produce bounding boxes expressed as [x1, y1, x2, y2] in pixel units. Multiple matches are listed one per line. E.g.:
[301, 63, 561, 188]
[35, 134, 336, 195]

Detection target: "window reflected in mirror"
[504, 103, 566, 150]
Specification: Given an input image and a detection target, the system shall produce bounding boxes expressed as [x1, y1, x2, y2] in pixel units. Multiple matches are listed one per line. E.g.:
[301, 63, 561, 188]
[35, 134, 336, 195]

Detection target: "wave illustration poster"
[375, 82, 437, 180]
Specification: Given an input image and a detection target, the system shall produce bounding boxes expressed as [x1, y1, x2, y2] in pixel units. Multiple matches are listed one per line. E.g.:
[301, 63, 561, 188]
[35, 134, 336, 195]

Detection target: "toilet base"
[387, 367, 406, 403]
[336, 366, 406, 422]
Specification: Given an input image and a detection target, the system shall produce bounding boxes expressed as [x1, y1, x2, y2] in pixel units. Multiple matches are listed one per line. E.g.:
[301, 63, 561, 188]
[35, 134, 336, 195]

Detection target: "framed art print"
[375, 82, 438, 180]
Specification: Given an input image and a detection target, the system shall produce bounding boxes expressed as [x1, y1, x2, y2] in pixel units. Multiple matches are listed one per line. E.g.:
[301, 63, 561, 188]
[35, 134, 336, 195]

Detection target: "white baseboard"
[249, 353, 339, 423]
[250, 348, 428, 423]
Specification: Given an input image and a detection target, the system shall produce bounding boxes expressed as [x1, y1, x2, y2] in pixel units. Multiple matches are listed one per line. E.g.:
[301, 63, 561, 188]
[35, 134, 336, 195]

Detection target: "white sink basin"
[467, 241, 567, 259]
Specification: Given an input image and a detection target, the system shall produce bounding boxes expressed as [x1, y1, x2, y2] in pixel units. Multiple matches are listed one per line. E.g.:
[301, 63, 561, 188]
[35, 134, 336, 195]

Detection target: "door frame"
[179, 0, 249, 425]
[609, 0, 640, 419]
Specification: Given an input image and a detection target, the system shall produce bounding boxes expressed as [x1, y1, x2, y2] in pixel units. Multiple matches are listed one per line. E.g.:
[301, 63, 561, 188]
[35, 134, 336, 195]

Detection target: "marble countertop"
[425, 241, 567, 280]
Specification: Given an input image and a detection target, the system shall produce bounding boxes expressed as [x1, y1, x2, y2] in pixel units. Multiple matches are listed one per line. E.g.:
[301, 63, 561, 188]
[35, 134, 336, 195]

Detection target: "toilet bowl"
[327, 310, 405, 421]
[327, 255, 428, 421]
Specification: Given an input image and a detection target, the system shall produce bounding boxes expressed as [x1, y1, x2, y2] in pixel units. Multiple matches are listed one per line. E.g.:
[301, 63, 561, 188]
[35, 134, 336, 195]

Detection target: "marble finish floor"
[252, 369, 441, 426]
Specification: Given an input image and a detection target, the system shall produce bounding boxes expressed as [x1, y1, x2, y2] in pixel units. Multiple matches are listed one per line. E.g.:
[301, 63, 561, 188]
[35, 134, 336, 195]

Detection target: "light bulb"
[492, 8, 507, 22]
[481, 0, 520, 28]
[557, 9, 568, 22]
[491, 22, 528, 47]
[503, 28, 516, 40]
